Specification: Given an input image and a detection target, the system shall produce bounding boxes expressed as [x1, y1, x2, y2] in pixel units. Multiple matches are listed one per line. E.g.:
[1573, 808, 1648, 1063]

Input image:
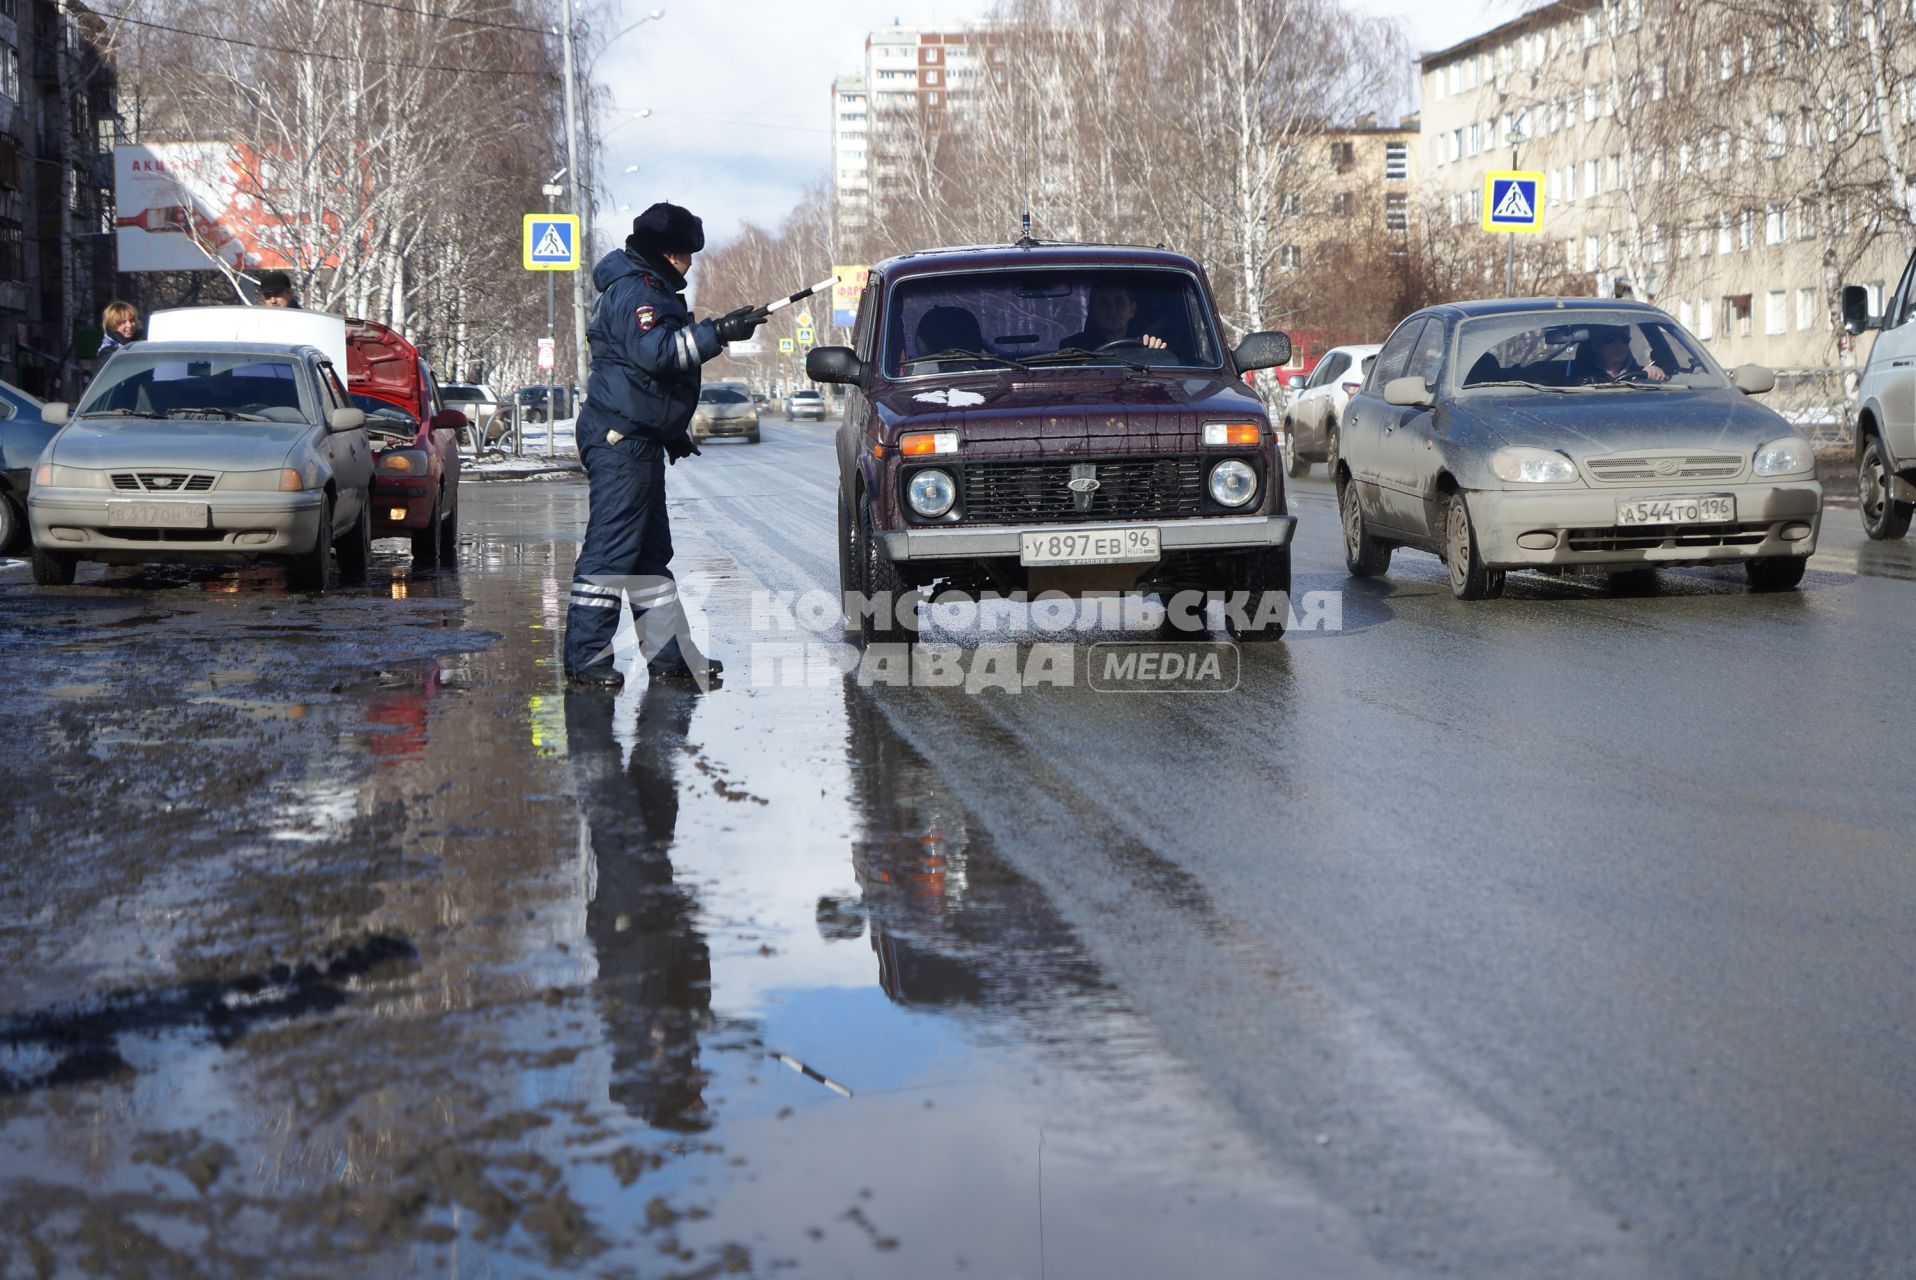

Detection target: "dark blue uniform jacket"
[580, 248, 722, 447]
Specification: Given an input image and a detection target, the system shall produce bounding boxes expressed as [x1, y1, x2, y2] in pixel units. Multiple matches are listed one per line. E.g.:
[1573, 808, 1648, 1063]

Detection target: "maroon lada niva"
[807, 242, 1296, 643]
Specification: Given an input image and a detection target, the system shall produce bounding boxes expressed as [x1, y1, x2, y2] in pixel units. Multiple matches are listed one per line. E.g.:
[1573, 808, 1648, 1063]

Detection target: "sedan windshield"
[78, 353, 312, 423]
[1454, 311, 1726, 392]
[885, 268, 1222, 377]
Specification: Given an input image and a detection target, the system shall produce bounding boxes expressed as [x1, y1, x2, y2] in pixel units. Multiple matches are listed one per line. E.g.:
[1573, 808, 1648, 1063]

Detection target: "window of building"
[1718, 215, 1733, 255]
[1384, 141, 1408, 179]
[1730, 294, 1753, 336]
[1585, 158, 1601, 195]
[1329, 192, 1351, 217]
[1696, 296, 1715, 339]
[1765, 204, 1787, 243]
[1385, 193, 1408, 232]
[926, 91, 939, 104]
[1765, 290, 1787, 334]
[925, 69, 939, 85]
[1584, 84, 1599, 121]
[1279, 245, 1302, 270]
[1679, 299, 1695, 329]
[1651, 224, 1667, 263]
[1585, 235, 1600, 272]
[1797, 286, 1818, 330]
[1281, 191, 1302, 216]
[1466, 124, 1479, 157]
[1331, 140, 1355, 172]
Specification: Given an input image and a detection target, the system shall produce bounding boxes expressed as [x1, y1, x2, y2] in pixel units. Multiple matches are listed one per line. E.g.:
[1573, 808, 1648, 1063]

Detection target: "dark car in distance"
[808, 241, 1296, 643]
[0, 377, 56, 553]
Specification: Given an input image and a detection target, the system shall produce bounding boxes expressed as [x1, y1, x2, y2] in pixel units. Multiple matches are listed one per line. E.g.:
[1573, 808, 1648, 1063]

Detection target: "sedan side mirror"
[1284, 373, 1307, 391]
[41, 402, 68, 427]
[431, 408, 469, 432]
[1731, 364, 1777, 395]
[1383, 376, 1434, 408]
[808, 345, 865, 386]
[1232, 331, 1292, 373]
[329, 407, 366, 432]
[1841, 284, 1878, 334]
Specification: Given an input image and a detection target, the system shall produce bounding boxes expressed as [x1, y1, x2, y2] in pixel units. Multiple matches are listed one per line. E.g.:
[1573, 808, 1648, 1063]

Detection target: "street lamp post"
[559, 7, 663, 418]
[543, 171, 564, 458]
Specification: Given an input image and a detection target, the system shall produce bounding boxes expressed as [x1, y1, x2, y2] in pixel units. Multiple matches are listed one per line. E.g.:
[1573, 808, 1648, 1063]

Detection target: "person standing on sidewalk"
[563, 201, 766, 690]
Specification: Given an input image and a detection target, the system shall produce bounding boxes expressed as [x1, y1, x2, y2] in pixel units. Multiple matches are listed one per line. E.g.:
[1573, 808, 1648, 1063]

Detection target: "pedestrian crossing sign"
[523, 214, 581, 270]
[1481, 171, 1545, 233]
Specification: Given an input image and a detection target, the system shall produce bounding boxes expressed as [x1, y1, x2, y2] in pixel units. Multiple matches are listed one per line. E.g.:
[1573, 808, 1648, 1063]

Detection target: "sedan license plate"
[1615, 495, 1734, 526]
[106, 500, 210, 529]
[1020, 526, 1160, 566]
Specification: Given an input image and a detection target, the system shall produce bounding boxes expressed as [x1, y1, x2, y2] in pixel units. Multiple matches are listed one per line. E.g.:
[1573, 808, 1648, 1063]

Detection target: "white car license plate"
[106, 500, 210, 529]
[1020, 526, 1161, 566]
[1615, 495, 1734, 526]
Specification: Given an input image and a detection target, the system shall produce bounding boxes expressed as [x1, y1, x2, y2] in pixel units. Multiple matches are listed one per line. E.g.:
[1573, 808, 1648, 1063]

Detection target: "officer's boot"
[638, 602, 724, 685]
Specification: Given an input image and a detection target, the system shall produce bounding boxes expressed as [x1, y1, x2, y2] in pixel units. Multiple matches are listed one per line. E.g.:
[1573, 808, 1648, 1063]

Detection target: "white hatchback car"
[1280, 343, 1381, 478]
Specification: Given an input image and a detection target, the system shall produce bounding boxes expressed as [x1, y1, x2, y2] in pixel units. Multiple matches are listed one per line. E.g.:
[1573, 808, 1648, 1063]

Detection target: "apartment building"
[1284, 117, 1418, 271]
[831, 25, 999, 237]
[0, 0, 117, 396]
[1417, 0, 1905, 371]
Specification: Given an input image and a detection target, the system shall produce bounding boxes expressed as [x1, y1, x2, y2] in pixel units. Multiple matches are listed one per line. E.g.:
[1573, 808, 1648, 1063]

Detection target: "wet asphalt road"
[2, 418, 1914, 1279]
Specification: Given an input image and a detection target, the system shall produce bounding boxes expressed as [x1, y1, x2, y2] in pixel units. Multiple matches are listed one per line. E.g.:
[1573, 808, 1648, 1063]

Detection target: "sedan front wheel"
[1443, 491, 1505, 601]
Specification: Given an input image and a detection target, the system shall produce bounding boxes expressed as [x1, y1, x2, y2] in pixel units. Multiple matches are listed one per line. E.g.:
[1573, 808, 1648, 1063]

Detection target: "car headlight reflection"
[1490, 447, 1578, 483]
[1753, 436, 1813, 476]
[1208, 458, 1257, 507]
[906, 468, 956, 517]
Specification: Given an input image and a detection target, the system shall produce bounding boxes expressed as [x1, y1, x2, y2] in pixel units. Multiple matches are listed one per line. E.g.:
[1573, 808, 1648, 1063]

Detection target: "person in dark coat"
[257, 271, 299, 308]
[563, 201, 765, 690]
[98, 301, 140, 355]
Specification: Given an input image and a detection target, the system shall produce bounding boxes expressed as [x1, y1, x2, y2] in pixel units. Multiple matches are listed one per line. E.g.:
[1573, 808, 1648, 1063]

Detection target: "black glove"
[665, 435, 700, 464]
[712, 305, 766, 345]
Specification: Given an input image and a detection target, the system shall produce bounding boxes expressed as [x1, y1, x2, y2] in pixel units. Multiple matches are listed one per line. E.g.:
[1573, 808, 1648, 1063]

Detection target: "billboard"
[114, 144, 343, 273]
[831, 264, 869, 328]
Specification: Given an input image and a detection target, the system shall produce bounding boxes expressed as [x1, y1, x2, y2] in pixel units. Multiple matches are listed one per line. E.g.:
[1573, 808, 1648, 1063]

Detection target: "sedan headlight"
[1752, 436, 1813, 477]
[906, 468, 956, 517]
[1208, 458, 1257, 507]
[378, 449, 429, 475]
[1490, 447, 1578, 483]
[33, 462, 104, 488]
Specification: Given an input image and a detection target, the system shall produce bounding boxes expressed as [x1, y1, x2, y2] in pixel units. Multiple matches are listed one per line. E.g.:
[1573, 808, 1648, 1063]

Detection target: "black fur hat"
[257, 270, 294, 298]
[627, 202, 705, 257]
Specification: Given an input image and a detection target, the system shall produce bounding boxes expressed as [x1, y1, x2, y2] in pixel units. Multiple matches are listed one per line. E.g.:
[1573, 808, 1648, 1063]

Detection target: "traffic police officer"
[564, 201, 764, 689]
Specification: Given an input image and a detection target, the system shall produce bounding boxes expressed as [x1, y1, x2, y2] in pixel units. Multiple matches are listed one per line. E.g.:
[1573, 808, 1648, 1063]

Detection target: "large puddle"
[0, 483, 1379, 1276]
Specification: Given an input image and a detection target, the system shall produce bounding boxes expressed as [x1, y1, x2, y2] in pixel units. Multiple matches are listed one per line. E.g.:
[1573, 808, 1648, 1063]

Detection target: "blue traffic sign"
[1481, 171, 1545, 234]
[522, 214, 581, 270]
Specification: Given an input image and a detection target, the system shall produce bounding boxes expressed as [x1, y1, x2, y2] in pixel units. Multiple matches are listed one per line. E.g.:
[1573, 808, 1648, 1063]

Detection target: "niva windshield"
[78, 354, 313, 423]
[885, 269, 1222, 377]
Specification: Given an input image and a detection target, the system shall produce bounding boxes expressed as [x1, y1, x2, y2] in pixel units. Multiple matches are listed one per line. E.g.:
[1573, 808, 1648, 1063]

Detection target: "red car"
[346, 318, 463, 565]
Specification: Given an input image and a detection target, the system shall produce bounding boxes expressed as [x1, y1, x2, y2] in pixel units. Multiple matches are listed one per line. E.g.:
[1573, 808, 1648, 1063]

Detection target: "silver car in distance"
[1336, 299, 1822, 599]
[27, 341, 375, 590]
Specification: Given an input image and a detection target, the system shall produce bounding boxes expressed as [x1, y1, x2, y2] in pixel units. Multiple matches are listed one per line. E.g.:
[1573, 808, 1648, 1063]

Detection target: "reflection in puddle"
[567, 687, 714, 1133]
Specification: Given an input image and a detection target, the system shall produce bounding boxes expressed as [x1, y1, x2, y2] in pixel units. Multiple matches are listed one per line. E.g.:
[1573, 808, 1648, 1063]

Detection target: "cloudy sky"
[589, 1, 1518, 254]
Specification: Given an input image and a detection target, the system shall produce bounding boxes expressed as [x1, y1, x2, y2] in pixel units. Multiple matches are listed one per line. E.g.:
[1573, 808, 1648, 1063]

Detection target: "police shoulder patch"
[635, 305, 657, 331]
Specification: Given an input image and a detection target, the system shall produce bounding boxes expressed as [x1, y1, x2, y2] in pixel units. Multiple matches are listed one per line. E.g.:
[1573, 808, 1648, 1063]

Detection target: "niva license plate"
[1019, 527, 1161, 566]
[1615, 495, 1734, 526]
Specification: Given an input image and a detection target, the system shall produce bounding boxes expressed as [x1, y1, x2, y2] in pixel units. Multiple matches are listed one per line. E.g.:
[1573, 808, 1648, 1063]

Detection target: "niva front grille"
[960, 457, 1207, 524]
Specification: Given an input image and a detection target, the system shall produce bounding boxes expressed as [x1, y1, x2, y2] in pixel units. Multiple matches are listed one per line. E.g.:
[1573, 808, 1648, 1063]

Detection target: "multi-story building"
[0, 0, 117, 397]
[831, 25, 999, 239]
[1417, 0, 1905, 374]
